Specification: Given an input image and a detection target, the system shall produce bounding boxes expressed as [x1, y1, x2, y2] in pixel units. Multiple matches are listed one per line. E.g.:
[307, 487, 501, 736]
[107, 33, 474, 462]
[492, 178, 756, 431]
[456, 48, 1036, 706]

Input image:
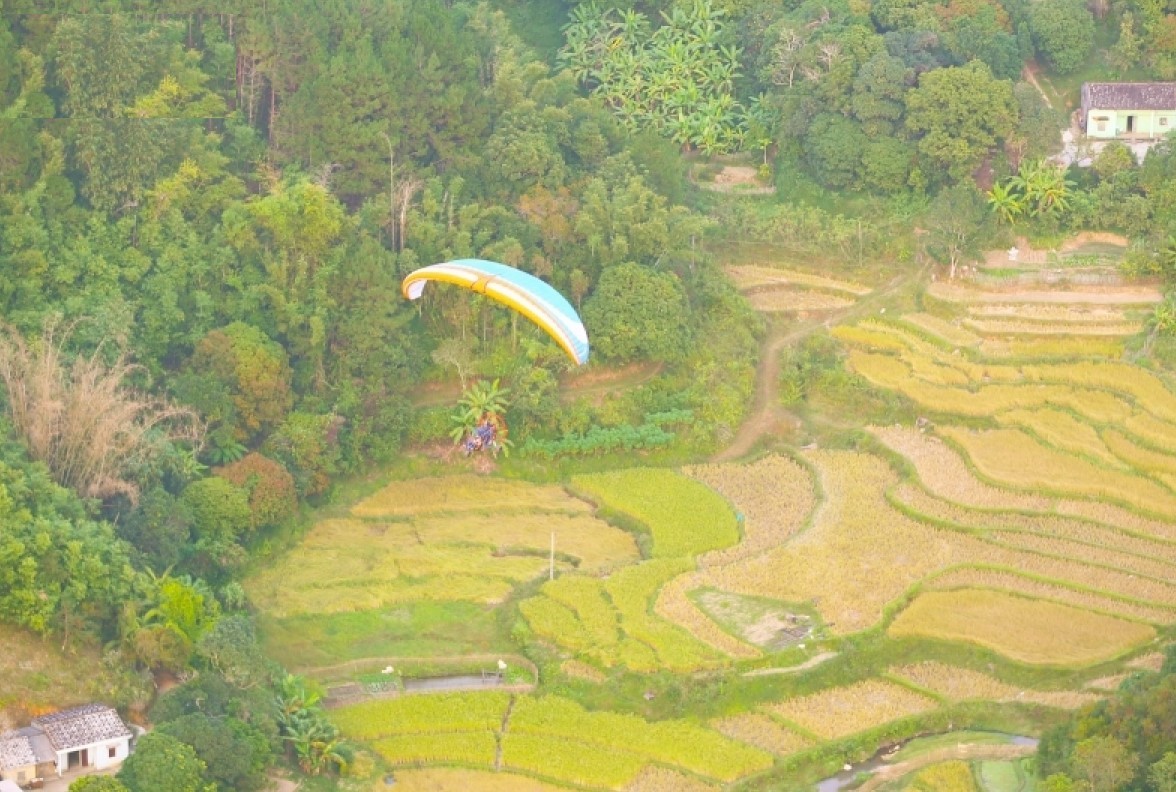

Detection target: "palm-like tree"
[987, 182, 1024, 225]
[449, 378, 511, 444]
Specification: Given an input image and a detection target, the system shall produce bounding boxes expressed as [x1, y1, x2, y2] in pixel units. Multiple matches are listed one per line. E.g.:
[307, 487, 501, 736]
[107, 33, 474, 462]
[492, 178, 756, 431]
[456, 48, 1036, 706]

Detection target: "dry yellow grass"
[891, 661, 1100, 709]
[624, 767, 719, 792]
[939, 426, 1176, 519]
[380, 768, 570, 792]
[898, 313, 982, 347]
[994, 408, 1122, 467]
[560, 659, 607, 683]
[709, 714, 814, 756]
[889, 589, 1155, 666]
[747, 288, 854, 312]
[352, 476, 590, 517]
[964, 318, 1142, 336]
[925, 568, 1176, 624]
[1085, 674, 1130, 692]
[763, 679, 937, 740]
[1127, 652, 1166, 671]
[726, 264, 871, 295]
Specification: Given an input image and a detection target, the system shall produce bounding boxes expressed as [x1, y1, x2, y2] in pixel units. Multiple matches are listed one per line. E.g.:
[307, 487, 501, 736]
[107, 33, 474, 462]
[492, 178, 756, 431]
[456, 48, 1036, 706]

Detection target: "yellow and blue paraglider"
[401, 259, 590, 365]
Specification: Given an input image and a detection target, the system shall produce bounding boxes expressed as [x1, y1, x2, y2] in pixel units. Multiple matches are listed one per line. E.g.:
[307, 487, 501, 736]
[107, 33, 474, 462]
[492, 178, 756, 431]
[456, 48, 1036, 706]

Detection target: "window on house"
[109, 746, 117, 759]
[1162, 117, 1170, 127]
[17, 770, 27, 782]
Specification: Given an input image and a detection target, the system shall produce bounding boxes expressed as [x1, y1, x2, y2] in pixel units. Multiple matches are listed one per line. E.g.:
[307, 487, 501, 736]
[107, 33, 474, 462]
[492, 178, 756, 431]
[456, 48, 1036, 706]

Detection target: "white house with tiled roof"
[0, 704, 132, 785]
[1081, 82, 1176, 138]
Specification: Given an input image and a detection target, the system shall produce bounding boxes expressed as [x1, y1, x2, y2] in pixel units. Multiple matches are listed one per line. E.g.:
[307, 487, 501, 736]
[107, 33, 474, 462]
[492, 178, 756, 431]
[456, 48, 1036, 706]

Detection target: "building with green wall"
[1081, 82, 1176, 139]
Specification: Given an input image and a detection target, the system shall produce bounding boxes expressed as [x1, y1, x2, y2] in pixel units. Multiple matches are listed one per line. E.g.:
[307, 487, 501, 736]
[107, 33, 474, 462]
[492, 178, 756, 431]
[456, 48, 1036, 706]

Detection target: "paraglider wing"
[401, 259, 590, 365]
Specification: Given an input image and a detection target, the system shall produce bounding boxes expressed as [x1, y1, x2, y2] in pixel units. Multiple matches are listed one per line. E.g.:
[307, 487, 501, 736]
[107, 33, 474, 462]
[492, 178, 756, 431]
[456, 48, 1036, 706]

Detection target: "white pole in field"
[550, 532, 555, 581]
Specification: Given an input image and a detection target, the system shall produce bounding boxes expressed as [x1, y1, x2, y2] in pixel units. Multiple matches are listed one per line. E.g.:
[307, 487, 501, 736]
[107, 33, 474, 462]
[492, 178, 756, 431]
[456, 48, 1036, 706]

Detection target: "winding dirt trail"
[712, 269, 920, 462]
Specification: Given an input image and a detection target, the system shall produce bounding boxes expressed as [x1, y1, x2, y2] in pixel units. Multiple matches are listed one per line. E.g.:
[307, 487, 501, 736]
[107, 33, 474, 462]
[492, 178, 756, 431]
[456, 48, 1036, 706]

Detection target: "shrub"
[214, 452, 296, 529]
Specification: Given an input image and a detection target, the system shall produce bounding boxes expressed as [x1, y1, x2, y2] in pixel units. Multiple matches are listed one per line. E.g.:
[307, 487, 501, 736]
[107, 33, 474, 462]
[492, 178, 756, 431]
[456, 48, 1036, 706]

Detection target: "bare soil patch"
[696, 166, 776, 195]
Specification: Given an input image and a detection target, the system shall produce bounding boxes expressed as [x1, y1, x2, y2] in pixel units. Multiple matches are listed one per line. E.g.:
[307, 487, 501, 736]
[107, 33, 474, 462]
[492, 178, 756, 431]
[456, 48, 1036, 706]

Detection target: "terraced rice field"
[247, 488, 640, 617]
[725, 264, 872, 296]
[889, 589, 1154, 666]
[331, 692, 772, 789]
[890, 661, 1099, 709]
[762, 679, 937, 740]
[279, 266, 1176, 789]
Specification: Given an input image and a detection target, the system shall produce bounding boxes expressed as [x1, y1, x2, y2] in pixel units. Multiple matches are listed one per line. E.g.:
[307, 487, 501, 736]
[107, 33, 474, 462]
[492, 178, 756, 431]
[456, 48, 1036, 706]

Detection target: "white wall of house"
[53, 737, 130, 775]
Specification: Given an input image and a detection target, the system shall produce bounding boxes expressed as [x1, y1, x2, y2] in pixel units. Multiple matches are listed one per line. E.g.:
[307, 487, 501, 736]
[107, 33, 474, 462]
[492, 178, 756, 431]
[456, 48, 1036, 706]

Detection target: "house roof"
[1083, 82, 1176, 110]
[31, 704, 131, 751]
[0, 730, 37, 770]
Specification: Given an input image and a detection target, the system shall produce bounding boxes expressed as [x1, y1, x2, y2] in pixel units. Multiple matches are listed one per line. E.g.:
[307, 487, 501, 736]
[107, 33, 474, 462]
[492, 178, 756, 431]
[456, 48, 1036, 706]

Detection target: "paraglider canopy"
[402, 259, 590, 365]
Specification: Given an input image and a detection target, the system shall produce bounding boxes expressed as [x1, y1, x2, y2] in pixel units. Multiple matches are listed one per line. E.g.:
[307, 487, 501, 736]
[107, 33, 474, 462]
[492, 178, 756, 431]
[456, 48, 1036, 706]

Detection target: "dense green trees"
[117, 732, 209, 792]
[1039, 648, 1176, 791]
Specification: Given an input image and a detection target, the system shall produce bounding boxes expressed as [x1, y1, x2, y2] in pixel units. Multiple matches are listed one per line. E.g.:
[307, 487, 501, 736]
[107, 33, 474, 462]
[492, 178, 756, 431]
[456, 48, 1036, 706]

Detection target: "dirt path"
[741, 651, 838, 677]
[712, 270, 919, 462]
[1022, 63, 1053, 109]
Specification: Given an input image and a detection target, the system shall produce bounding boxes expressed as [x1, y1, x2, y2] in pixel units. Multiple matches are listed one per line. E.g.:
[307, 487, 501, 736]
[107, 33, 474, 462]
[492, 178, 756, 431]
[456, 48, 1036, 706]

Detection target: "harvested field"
[939, 426, 1176, 519]
[746, 287, 855, 312]
[763, 679, 937, 740]
[927, 282, 1163, 305]
[897, 313, 981, 347]
[387, 769, 570, 792]
[923, 568, 1176, 625]
[980, 336, 1125, 358]
[1127, 652, 1166, 671]
[890, 483, 1176, 568]
[560, 659, 607, 683]
[964, 318, 1142, 336]
[246, 503, 638, 618]
[625, 767, 719, 792]
[698, 450, 986, 634]
[873, 426, 1055, 512]
[891, 661, 1100, 709]
[683, 455, 817, 564]
[726, 264, 871, 295]
[967, 304, 1133, 322]
[849, 351, 1134, 422]
[889, 589, 1155, 666]
[994, 408, 1122, 467]
[710, 713, 815, 756]
[352, 475, 589, 517]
